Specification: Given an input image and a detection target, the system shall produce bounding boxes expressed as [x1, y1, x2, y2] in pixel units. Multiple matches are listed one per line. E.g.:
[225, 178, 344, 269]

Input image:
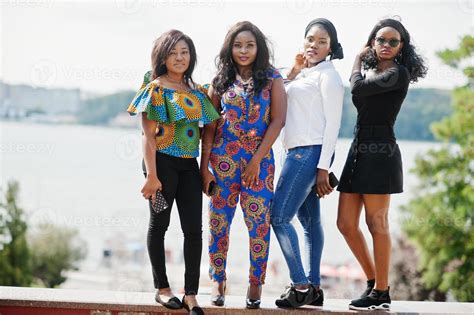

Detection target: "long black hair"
[150, 29, 197, 86]
[362, 18, 427, 83]
[212, 21, 274, 96]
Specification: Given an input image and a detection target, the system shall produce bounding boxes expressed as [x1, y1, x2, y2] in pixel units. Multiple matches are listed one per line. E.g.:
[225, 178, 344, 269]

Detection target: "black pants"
[142, 152, 203, 295]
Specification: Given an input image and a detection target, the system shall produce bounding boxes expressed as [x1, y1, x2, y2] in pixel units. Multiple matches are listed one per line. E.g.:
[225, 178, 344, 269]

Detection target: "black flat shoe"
[245, 286, 261, 309]
[155, 291, 182, 309]
[211, 294, 225, 306]
[210, 282, 225, 306]
[182, 295, 205, 315]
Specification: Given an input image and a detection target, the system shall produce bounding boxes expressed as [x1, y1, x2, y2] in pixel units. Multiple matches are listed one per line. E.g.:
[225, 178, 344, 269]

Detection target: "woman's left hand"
[316, 168, 334, 198]
[242, 158, 261, 189]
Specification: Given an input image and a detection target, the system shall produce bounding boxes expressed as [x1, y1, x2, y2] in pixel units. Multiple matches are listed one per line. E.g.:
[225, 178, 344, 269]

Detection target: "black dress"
[338, 65, 410, 194]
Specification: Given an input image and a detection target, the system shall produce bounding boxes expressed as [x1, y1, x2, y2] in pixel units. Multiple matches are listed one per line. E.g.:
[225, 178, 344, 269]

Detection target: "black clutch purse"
[329, 172, 339, 188]
[150, 190, 169, 214]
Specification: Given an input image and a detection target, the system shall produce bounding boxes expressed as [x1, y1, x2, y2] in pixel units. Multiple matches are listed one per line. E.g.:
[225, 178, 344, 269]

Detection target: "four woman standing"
[129, 18, 425, 313]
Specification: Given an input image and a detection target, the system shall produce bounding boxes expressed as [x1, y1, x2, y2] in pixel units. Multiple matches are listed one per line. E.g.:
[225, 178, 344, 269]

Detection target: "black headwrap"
[305, 18, 344, 60]
[376, 18, 409, 44]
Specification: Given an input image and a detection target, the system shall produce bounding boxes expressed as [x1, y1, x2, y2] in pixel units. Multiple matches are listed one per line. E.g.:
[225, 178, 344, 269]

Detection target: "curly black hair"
[212, 21, 275, 96]
[362, 18, 428, 83]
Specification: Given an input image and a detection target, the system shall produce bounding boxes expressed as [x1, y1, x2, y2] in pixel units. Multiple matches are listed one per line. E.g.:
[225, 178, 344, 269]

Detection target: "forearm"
[287, 67, 301, 81]
[352, 54, 362, 75]
[142, 136, 157, 179]
[200, 122, 216, 172]
[252, 120, 284, 163]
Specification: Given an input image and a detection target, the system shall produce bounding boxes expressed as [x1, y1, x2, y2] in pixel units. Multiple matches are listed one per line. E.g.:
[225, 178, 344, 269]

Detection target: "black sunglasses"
[375, 37, 401, 48]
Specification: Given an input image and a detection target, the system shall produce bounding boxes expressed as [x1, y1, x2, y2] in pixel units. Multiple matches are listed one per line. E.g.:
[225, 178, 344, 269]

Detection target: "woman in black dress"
[336, 18, 427, 311]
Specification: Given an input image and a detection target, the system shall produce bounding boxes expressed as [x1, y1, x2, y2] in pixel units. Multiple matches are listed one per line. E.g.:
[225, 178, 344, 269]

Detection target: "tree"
[29, 223, 87, 288]
[402, 35, 474, 302]
[0, 181, 32, 286]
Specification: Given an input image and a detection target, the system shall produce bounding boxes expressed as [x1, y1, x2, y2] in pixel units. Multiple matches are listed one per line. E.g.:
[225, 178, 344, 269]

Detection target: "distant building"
[0, 81, 81, 115]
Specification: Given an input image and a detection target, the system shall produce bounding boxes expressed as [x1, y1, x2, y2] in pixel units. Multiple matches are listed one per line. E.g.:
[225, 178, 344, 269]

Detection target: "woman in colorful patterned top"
[200, 21, 287, 309]
[127, 30, 220, 315]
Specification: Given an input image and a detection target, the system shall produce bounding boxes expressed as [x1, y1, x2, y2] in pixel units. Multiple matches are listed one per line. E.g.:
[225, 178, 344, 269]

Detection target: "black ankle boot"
[360, 279, 375, 298]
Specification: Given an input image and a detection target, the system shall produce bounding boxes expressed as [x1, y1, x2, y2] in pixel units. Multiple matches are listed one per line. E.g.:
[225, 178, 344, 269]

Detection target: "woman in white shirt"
[271, 18, 344, 308]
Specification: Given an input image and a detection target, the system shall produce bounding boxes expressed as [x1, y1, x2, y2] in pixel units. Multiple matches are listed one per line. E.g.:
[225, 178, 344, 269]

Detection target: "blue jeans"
[270, 145, 332, 286]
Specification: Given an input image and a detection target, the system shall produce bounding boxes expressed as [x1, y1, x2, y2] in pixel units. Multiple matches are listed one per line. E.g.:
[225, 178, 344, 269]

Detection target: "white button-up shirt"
[282, 60, 344, 170]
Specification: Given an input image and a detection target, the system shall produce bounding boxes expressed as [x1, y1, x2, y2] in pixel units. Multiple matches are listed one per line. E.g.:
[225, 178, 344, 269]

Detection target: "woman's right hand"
[287, 53, 307, 80]
[141, 176, 162, 204]
[293, 52, 307, 71]
[201, 168, 216, 197]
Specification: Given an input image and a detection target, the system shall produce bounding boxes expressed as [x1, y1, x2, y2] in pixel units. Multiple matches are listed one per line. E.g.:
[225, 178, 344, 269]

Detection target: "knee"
[337, 218, 358, 236]
[182, 226, 202, 240]
[366, 214, 390, 236]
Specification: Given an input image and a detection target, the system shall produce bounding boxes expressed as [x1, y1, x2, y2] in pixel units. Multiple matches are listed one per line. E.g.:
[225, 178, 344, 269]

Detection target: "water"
[0, 121, 438, 295]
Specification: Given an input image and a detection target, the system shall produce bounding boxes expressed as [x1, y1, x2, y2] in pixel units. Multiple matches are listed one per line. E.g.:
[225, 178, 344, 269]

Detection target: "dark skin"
[141, 39, 201, 310]
[339, 26, 403, 291]
[200, 30, 287, 300]
[286, 25, 334, 201]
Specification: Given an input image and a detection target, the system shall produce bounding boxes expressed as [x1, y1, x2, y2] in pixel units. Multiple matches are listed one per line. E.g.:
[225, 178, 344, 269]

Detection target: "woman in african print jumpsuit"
[200, 21, 287, 308]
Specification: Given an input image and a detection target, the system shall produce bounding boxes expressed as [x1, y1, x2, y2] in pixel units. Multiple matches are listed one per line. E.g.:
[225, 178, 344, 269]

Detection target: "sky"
[1, 0, 473, 94]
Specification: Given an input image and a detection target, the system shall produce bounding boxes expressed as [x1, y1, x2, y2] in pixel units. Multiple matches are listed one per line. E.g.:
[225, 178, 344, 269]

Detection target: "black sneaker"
[349, 287, 391, 311]
[309, 286, 324, 306]
[361, 279, 375, 298]
[275, 285, 316, 308]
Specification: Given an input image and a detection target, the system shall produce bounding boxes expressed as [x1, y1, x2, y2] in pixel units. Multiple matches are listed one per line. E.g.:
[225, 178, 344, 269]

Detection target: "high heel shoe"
[210, 281, 226, 306]
[182, 295, 204, 315]
[245, 285, 261, 309]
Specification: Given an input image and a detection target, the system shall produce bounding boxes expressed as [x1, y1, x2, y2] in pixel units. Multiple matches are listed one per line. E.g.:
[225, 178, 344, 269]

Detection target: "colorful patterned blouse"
[127, 71, 220, 158]
[213, 68, 282, 149]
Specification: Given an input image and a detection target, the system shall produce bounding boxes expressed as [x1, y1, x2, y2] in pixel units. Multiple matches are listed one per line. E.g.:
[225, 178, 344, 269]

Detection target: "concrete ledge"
[0, 286, 473, 315]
